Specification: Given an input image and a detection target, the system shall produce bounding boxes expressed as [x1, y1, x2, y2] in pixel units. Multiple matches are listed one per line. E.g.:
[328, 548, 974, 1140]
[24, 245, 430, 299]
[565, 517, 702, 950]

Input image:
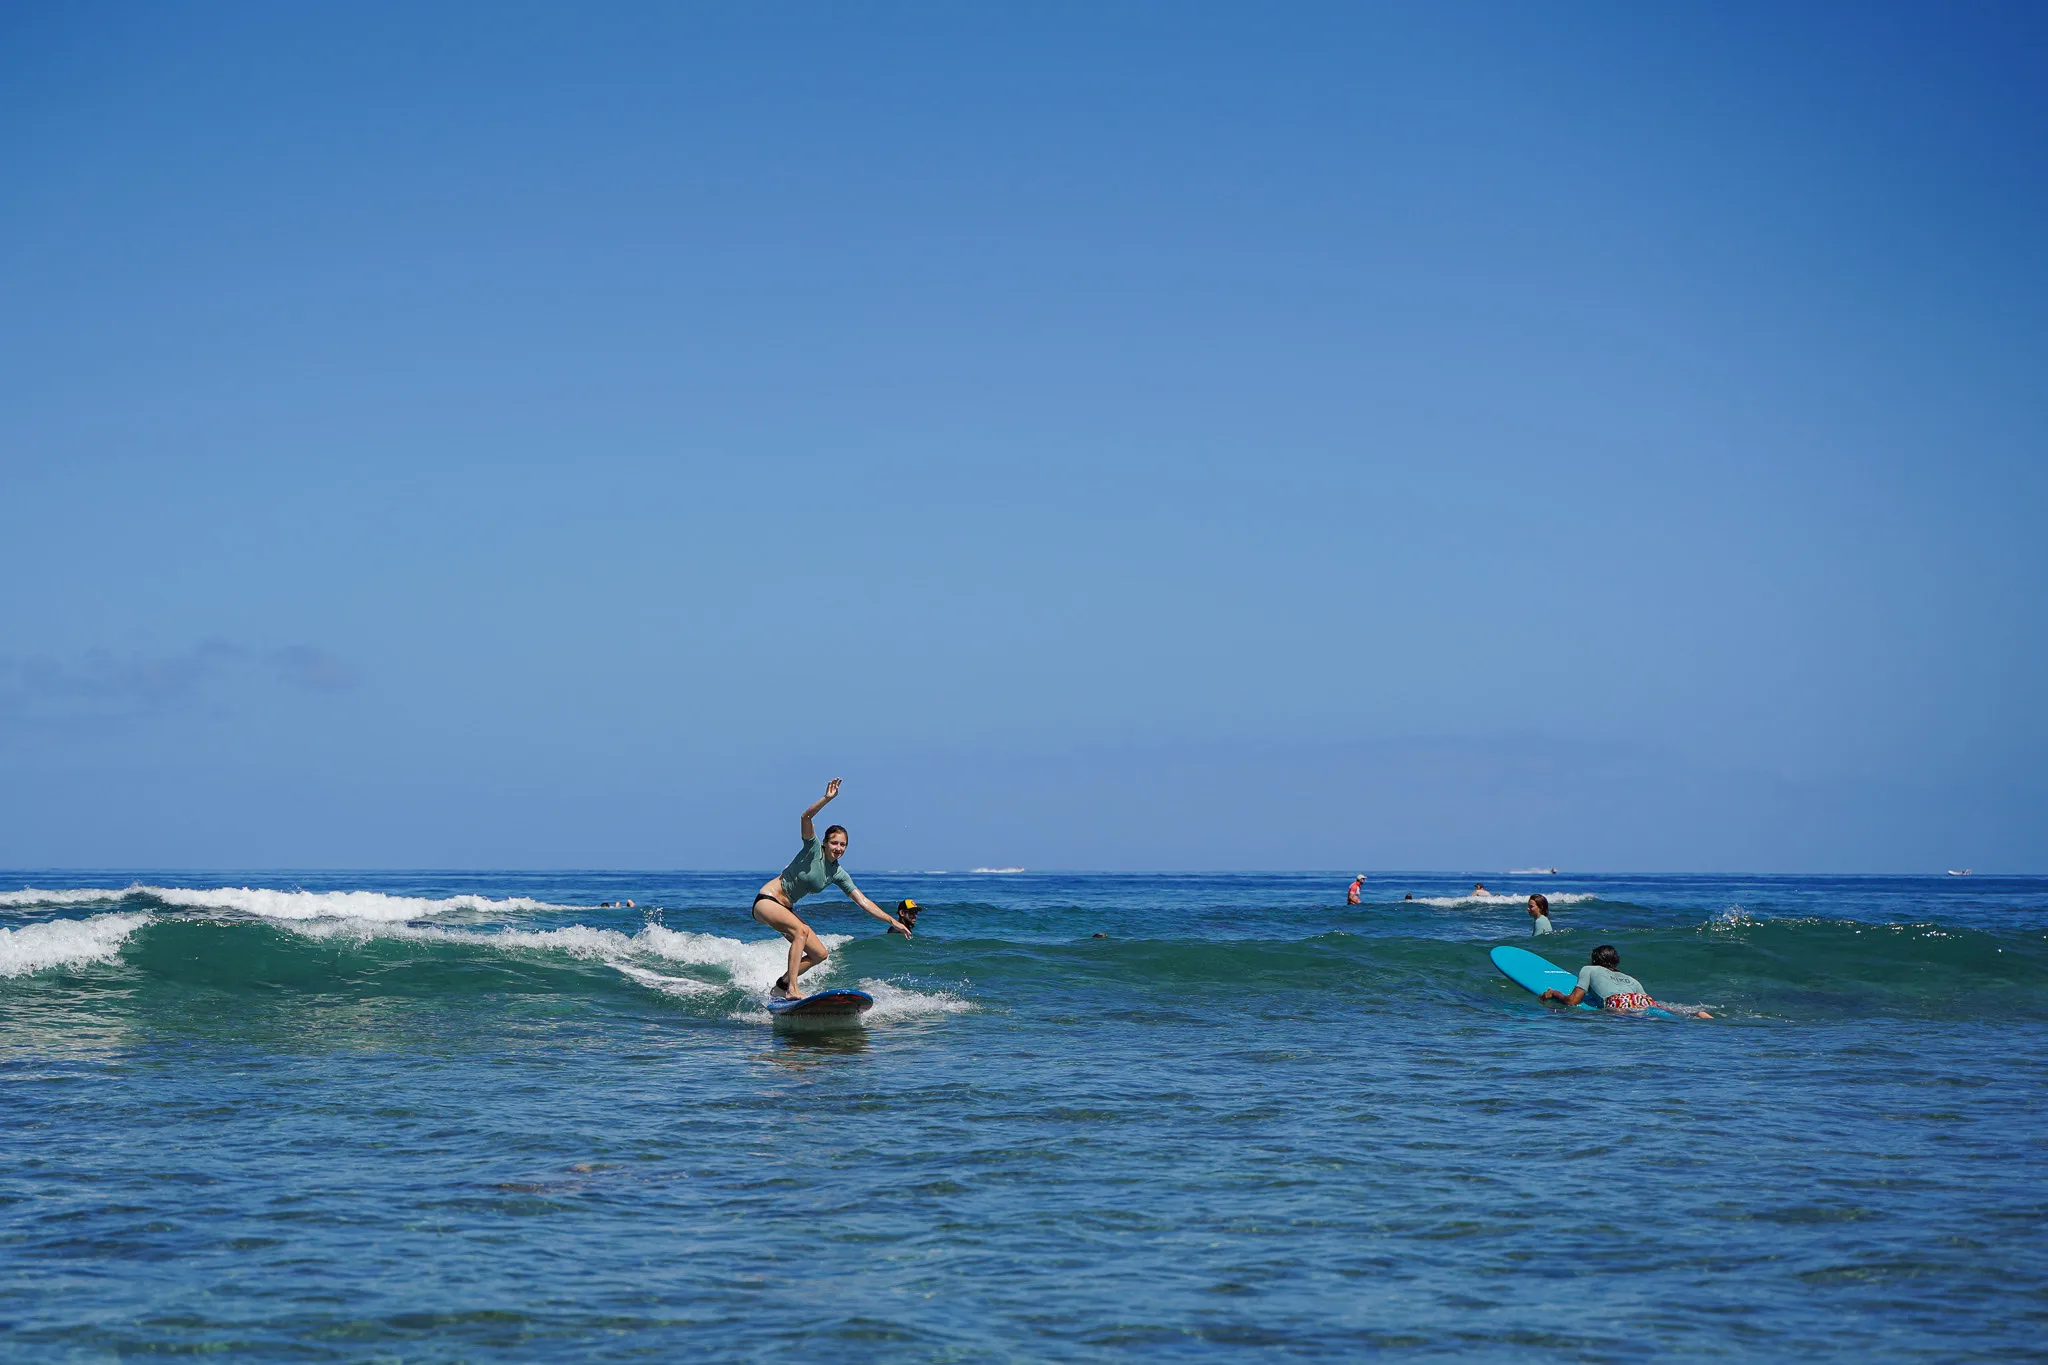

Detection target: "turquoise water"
[3, 871, 2045, 1360]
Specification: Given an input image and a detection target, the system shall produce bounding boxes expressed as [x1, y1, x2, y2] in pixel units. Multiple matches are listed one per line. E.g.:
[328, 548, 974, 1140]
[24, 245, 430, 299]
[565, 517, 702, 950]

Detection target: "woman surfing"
[752, 779, 912, 998]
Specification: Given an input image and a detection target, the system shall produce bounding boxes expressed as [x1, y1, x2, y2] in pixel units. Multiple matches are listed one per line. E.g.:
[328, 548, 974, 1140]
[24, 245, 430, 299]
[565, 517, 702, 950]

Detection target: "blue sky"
[2, 2, 2043, 871]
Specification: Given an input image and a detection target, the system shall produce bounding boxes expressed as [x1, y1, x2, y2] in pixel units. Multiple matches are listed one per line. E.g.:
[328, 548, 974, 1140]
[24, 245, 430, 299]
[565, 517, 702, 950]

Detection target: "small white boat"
[1509, 867, 1559, 876]
[1947, 869, 1972, 876]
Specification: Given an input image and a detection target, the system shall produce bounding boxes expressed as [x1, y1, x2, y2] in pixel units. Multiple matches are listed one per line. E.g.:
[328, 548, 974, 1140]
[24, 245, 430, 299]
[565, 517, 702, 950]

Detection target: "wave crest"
[1, 884, 565, 921]
[0, 912, 151, 978]
[1407, 892, 1599, 908]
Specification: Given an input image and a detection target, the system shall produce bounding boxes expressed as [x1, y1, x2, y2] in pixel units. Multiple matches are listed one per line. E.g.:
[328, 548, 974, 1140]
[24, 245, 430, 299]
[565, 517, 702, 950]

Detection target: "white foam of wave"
[971, 867, 1026, 874]
[279, 918, 852, 996]
[157, 885, 568, 922]
[160, 885, 563, 922]
[630, 925, 850, 994]
[0, 912, 150, 978]
[859, 979, 974, 1020]
[448, 925, 968, 1018]
[3, 883, 568, 921]
[609, 962, 719, 998]
[1410, 892, 1599, 908]
[0, 887, 138, 908]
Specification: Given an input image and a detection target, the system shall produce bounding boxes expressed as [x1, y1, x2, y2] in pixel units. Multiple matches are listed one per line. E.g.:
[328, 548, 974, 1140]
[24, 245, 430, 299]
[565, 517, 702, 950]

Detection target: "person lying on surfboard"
[751, 779, 911, 999]
[1540, 944, 1711, 1018]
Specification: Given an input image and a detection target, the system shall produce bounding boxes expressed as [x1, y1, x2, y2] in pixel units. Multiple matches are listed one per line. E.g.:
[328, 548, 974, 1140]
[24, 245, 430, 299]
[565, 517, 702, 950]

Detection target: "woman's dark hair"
[823, 824, 848, 843]
[1529, 894, 1550, 914]
[1591, 944, 1620, 969]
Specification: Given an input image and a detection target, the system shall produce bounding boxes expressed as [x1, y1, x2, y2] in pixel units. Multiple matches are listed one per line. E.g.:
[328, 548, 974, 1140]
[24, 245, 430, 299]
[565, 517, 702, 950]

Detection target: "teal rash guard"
[1575, 964, 1645, 1002]
[779, 836, 861, 906]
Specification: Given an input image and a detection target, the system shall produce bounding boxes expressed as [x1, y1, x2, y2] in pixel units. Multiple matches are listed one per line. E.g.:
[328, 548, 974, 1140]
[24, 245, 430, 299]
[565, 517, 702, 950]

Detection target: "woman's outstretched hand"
[887, 919, 913, 937]
[823, 778, 842, 801]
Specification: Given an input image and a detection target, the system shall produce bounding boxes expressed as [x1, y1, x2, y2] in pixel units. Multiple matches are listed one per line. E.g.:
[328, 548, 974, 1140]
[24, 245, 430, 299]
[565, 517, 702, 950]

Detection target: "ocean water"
[3, 869, 2045, 1360]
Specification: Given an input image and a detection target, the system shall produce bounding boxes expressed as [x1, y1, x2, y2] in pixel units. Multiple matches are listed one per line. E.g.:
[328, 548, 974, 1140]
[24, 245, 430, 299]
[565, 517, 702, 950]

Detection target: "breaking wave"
[0, 884, 565, 921]
[0, 912, 151, 978]
[1404, 892, 1600, 908]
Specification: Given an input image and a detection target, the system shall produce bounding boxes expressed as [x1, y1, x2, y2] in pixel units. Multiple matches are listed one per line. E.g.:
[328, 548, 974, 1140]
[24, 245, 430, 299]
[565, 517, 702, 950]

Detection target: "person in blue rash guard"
[750, 779, 911, 998]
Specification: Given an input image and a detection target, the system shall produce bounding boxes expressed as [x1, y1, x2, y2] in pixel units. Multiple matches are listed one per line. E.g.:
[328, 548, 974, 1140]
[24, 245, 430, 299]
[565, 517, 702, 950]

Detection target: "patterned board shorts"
[1601, 992, 1654, 1012]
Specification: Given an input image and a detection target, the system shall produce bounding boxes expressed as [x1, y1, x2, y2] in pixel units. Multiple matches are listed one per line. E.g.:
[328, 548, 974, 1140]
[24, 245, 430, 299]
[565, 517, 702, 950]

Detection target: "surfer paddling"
[1540, 944, 1711, 1018]
[752, 779, 911, 999]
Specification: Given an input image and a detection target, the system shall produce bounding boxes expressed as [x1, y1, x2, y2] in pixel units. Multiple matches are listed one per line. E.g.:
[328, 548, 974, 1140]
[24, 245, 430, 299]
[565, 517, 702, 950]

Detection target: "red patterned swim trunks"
[1602, 992, 1653, 1012]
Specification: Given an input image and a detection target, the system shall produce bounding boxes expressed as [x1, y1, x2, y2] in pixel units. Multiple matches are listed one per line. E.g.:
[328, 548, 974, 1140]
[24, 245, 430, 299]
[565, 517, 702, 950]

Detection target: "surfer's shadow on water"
[758, 1033, 872, 1060]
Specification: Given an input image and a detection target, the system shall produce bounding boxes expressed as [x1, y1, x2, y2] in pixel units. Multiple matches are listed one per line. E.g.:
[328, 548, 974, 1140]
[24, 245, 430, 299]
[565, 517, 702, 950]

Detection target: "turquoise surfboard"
[1490, 945, 1597, 1011]
[1491, 945, 1691, 1018]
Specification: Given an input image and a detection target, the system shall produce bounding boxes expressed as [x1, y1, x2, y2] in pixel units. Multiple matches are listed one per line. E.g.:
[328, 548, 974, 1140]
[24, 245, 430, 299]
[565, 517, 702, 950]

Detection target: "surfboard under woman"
[752, 779, 913, 998]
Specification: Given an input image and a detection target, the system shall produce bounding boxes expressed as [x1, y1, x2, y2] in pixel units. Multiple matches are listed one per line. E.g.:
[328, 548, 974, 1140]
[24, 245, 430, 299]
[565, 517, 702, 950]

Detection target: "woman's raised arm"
[800, 778, 841, 841]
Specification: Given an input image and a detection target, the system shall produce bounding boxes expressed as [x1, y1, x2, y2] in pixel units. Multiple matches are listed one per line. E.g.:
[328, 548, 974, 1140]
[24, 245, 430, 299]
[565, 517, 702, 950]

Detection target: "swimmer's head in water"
[1528, 893, 1550, 915]
[1592, 944, 1620, 969]
[896, 898, 920, 927]
[823, 825, 848, 858]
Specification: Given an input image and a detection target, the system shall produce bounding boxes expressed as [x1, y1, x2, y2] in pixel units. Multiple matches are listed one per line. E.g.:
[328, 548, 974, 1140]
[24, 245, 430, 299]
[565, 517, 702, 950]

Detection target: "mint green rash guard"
[779, 836, 861, 905]
[1574, 964, 1645, 1002]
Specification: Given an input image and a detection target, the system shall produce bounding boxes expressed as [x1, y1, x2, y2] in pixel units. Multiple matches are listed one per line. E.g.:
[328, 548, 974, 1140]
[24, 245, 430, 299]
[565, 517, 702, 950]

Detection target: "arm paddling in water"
[750, 779, 911, 998]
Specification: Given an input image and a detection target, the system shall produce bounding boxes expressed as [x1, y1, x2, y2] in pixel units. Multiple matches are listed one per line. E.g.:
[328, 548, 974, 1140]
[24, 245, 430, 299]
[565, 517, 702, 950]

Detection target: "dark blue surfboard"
[767, 988, 874, 1026]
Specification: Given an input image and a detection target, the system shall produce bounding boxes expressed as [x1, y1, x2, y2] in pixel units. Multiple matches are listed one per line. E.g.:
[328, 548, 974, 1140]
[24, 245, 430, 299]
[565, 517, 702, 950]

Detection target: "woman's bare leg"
[752, 898, 828, 995]
[795, 927, 829, 988]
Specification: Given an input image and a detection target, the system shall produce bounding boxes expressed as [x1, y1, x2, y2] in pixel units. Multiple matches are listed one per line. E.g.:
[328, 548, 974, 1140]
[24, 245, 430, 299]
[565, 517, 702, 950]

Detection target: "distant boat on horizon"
[1948, 869, 1972, 876]
[1509, 867, 1559, 875]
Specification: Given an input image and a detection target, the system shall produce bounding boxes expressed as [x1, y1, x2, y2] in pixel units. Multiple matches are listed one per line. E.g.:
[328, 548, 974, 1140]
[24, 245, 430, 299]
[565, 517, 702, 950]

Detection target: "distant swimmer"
[1404, 893, 1414, 901]
[1541, 944, 1711, 1019]
[1472, 883, 1489, 898]
[1347, 875, 1365, 905]
[750, 779, 912, 998]
[1527, 894, 1554, 935]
